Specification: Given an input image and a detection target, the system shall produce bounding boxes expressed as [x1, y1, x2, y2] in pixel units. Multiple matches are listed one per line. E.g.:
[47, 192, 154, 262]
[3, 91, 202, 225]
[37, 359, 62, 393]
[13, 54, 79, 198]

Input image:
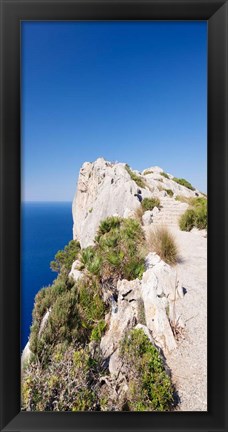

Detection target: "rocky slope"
[72, 158, 200, 247]
[22, 158, 207, 412]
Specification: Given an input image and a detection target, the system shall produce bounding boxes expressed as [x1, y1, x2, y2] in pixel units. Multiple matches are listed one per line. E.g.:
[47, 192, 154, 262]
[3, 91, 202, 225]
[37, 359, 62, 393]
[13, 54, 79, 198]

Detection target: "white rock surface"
[140, 264, 177, 353]
[72, 158, 150, 248]
[142, 210, 153, 226]
[72, 158, 203, 247]
[100, 279, 141, 360]
[69, 259, 83, 282]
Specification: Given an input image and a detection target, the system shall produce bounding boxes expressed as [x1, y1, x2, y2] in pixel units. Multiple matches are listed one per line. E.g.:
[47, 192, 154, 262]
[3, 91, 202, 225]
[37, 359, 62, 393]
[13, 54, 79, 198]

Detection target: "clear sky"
[21, 21, 207, 201]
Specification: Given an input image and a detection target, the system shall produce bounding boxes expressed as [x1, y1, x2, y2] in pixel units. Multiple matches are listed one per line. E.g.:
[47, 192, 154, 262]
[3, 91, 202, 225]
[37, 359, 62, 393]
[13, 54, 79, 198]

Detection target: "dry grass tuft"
[134, 206, 144, 223]
[147, 226, 179, 265]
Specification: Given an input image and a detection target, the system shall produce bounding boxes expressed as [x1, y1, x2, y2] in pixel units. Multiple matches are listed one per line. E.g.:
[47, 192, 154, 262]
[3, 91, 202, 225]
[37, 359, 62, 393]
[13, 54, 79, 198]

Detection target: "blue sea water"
[21, 202, 73, 350]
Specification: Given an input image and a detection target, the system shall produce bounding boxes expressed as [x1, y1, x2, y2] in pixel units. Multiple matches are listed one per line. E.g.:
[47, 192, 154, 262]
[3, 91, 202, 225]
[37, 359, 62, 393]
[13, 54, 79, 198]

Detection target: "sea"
[21, 202, 73, 351]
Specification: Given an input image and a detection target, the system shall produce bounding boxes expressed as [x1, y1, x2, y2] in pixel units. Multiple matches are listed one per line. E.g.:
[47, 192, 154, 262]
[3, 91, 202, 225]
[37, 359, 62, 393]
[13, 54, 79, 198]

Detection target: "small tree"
[50, 240, 81, 275]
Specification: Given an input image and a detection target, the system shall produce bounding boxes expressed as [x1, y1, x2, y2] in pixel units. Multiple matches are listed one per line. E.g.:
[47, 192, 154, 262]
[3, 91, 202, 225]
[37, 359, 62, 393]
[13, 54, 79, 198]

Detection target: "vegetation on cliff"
[125, 164, 147, 189]
[120, 329, 174, 411]
[22, 217, 175, 412]
[179, 197, 207, 231]
[173, 177, 195, 191]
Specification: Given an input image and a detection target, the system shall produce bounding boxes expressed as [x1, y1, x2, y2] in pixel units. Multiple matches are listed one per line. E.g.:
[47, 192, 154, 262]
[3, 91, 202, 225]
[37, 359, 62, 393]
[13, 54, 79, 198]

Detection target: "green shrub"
[120, 329, 174, 411]
[144, 170, 153, 175]
[95, 217, 146, 283]
[33, 288, 82, 361]
[50, 240, 81, 275]
[29, 276, 74, 354]
[96, 216, 121, 239]
[193, 198, 207, 229]
[78, 247, 102, 276]
[30, 274, 106, 364]
[179, 209, 197, 231]
[125, 164, 147, 189]
[161, 172, 169, 179]
[78, 278, 106, 331]
[90, 320, 106, 342]
[165, 189, 174, 197]
[147, 227, 179, 265]
[173, 177, 195, 191]
[175, 195, 191, 204]
[21, 344, 99, 411]
[141, 197, 160, 212]
[179, 197, 207, 231]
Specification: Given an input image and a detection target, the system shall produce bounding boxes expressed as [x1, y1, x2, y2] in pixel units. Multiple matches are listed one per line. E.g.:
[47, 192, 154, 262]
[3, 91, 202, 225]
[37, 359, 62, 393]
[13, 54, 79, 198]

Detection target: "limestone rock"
[100, 279, 141, 360]
[69, 259, 83, 282]
[38, 308, 51, 338]
[145, 252, 161, 269]
[72, 158, 203, 247]
[142, 210, 153, 226]
[140, 255, 185, 352]
[72, 158, 151, 248]
[21, 341, 32, 374]
[123, 208, 136, 219]
[151, 206, 160, 216]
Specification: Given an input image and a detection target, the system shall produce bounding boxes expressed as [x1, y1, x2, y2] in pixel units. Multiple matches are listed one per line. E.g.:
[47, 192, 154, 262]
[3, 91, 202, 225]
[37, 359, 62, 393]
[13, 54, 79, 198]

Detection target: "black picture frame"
[0, 0, 227, 431]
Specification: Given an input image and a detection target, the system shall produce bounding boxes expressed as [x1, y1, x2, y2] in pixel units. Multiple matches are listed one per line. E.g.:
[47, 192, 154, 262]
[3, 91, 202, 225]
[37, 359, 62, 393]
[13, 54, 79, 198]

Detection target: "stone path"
[152, 197, 188, 226]
[165, 227, 207, 411]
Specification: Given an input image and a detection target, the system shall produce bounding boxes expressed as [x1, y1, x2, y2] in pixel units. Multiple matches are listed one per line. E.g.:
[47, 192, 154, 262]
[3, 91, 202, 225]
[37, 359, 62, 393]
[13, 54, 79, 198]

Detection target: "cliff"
[21, 158, 207, 412]
[72, 157, 201, 248]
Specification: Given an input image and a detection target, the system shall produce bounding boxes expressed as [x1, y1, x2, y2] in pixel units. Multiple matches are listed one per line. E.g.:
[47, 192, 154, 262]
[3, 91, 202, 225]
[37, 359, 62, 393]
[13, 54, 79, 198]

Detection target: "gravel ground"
[166, 227, 207, 411]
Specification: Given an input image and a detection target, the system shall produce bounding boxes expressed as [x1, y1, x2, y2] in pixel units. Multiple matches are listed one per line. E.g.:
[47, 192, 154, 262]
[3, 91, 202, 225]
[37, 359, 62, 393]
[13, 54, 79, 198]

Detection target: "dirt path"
[166, 227, 207, 411]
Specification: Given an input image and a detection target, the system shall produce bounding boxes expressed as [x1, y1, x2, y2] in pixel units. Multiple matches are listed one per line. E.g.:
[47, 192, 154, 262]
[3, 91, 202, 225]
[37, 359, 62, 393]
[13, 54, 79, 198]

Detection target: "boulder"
[140, 267, 177, 353]
[69, 259, 83, 282]
[142, 210, 153, 226]
[100, 279, 141, 360]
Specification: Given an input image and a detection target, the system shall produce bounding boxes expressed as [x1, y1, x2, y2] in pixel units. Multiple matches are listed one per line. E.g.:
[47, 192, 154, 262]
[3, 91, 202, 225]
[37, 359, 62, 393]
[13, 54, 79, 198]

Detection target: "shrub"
[90, 320, 106, 342]
[29, 276, 74, 354]
[21, 344, 100, 411]
[78, 278, 106, 332]
[141, 197, 160, 212]
[161, 172, 169, 179]
[96, 216, 121, 240]
[193, 198, 207, 229]
[30, 274, 107, 364]
[173, 177, 195, 191]
[144, 170, 153, 175]
[175, 195, 192, 204]
[147, 227, 179, 265]
[78, 247, 102, 276]
[120, 329, 174, 411]
[179, 209, 196, 231]
[179, 197, 207, 231]
[165, 189, 174, 197]
[125, 164, 147, 189]
[50, 240, 81, 275]
[32, 288, 82, 361]
[96, 217, 146, 283]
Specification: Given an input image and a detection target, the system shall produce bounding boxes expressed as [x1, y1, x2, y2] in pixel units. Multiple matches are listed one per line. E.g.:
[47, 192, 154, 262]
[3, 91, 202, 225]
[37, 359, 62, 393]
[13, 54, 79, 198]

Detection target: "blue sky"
[21, 21, 207, 201]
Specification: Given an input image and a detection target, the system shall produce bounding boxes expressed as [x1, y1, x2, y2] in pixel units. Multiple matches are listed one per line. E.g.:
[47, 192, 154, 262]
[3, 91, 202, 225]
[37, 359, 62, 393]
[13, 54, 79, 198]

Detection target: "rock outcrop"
[22, 157, 207, 412]
[100, 251, 184, 381]
[72, 158, 202, 248]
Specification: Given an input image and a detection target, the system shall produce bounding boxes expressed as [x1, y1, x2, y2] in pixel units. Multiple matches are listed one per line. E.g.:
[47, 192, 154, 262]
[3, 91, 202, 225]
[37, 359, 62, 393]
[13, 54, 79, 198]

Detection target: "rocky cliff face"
[72, 158, 201, 248]
[22, 158, 206, 412]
